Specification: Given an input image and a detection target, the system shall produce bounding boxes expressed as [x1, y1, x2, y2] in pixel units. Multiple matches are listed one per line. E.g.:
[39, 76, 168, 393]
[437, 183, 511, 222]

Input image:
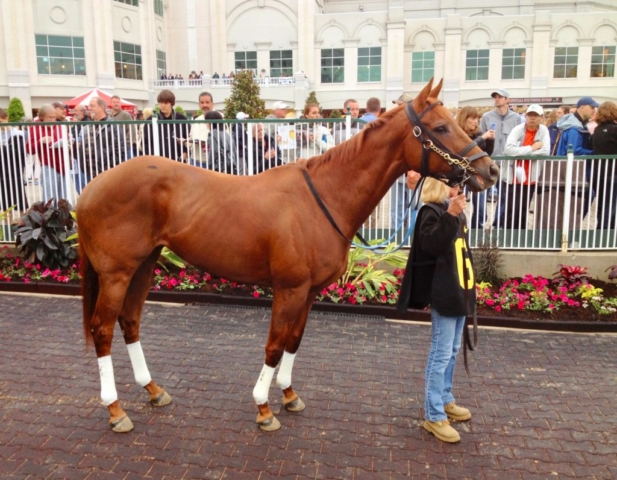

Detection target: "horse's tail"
[80, 246, 98, 349]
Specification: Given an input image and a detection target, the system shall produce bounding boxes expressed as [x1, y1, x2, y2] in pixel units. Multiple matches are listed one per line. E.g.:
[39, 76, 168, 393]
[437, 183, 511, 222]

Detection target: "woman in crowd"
[252, 123, 282, 174]
[296, 103, 334, 159]
[397, 177, 475, 444]
[456, 106, 495, 229]
[591, 101, 617, 230]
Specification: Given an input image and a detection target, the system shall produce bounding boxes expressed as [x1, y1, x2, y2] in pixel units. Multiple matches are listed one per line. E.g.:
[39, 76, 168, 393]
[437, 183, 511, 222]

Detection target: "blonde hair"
[142, 108, 153, 120]
[421, 177, 450, 204]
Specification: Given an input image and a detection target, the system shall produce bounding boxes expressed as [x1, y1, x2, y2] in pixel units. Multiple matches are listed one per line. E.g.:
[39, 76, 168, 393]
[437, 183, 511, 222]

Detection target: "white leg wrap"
[98, 355, 118, 406]
[126, 341, 152, 387]
[253, 364, 276, 405]
[276, 352, 296, 390]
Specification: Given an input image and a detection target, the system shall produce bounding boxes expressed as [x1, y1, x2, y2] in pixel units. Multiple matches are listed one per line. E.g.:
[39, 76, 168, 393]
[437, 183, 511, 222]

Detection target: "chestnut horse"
[78, 79, 499, 432]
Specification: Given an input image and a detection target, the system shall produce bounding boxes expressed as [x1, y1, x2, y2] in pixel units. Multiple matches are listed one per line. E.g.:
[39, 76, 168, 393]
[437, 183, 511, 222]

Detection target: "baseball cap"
[525, 104, 544, 116]
[272, 101, 289, 110]
[392, 93, 414, 105]
[576, 96, 599, 108]
[236, 112, 249, 120]
[52, 101, 67, 109]
[491, 89, 510, 98]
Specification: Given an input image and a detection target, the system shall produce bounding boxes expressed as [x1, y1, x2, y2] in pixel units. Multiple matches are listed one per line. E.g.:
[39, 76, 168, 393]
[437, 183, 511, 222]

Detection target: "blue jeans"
[425, 308, 465, 421]
[41, 165, 68, 206]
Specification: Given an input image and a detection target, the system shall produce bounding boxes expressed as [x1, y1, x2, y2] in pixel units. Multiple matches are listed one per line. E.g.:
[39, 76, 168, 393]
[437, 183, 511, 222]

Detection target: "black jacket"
[253, 134, 283, 173]
[469, 130, 494, 156]
[592, 122, 617, 156]
[143, 110, 189, 161]
[78, 116, 125, 174]
[397, 202, 475, 316]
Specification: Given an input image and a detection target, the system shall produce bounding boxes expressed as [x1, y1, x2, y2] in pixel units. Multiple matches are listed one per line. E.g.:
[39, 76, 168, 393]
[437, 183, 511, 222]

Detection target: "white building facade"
[1, 0, 616, 114]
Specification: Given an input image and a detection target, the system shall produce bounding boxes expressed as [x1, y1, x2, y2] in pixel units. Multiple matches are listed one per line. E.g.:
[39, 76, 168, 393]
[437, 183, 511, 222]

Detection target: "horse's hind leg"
[277, 294, 316, 413]
[91, 273, 135, 433]
[118, 248, 172, 409]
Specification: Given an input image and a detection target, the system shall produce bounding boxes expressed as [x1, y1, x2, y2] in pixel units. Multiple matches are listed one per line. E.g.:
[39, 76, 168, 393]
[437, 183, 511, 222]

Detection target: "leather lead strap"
[461, 220, 479, 376]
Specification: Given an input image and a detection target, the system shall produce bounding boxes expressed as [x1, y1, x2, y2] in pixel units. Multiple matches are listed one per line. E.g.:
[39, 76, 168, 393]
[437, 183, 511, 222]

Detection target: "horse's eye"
[433, 126, 449, 134]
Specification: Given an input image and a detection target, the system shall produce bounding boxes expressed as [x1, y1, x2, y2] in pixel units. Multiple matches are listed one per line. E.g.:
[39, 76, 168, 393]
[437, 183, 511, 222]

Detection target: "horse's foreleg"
[92, 274, 134, 433]
[118, 248, 171, 408]
[277, 294, 316, 413]
[253, 286, 312, 431]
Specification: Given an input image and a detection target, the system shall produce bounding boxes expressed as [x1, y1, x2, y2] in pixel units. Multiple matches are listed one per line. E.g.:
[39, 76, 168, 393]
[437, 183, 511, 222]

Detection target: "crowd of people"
[1, 88, 616, 232]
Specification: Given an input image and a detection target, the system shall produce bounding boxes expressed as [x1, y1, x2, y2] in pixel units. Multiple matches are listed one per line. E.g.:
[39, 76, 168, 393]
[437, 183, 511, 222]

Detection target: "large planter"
[1, 281, 616, 334]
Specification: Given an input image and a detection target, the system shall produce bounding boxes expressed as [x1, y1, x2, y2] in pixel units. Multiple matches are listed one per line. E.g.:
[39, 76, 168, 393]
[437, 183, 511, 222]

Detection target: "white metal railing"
[152, 76, 296, 89]
[1, 118, 616, 251]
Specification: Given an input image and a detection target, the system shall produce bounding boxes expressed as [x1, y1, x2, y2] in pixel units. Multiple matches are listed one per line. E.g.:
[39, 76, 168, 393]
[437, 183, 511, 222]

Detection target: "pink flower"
[495, 305, 502, 312]
[169, 278, 178, 287]
[252, 291, 260, 298]
[154, 269, 161, 275]
[485, 299, 495, 306]
[517, 300, 525, 310]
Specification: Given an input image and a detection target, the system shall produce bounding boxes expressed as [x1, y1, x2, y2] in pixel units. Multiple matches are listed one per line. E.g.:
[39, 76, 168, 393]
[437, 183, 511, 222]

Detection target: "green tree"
[174, 105, 186, 117]
[305, 91, 320, 111]
[329, 109, 342, 119]
[223, 70, 266, 119]
[7, 97, 26, 123]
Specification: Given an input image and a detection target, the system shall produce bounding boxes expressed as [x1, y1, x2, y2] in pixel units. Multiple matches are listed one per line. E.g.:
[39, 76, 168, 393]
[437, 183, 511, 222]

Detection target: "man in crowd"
[548, 105, 570, 154]
[334, 98, 361, 145]
[109, 95, 136, 159]
[71, 104, 91, 193]
[360, 97, 381, 123]
[77, 97, 125, 185]
[52, 101, 70, 122]
[189, 91, 215, 165]
[555, 96, 598, 218]
[480, 88, 523, 227]
[502, 104, 550, 229]
[143, 89, 189, 162]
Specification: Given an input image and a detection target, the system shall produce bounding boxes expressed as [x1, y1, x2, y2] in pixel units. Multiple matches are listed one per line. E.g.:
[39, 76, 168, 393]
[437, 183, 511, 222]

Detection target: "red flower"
[252, 291, 260, 298]
[517, 300, 525, 310]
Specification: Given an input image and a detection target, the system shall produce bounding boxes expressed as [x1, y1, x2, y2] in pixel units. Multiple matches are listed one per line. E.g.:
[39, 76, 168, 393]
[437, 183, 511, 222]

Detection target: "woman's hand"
[447, 193, 467, 217]
[407, 170, 421, 190]
[482, 130, 495, 140]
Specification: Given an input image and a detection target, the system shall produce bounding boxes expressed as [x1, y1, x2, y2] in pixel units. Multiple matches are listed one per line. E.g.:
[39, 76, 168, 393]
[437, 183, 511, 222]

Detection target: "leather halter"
[404, 101, 488, 187]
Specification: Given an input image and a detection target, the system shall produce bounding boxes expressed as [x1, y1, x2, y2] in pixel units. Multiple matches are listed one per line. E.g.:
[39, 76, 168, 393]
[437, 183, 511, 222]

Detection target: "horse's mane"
[305, 106, 402, 172]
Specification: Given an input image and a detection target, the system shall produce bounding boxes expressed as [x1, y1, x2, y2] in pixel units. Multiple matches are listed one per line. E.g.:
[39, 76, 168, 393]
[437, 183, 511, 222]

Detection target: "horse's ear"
[415, 78, 434, 106]
[428, 78, 444, 100]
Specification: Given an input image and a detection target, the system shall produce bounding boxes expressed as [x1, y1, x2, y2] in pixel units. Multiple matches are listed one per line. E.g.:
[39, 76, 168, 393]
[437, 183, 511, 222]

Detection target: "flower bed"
[1, 246, 616, 322]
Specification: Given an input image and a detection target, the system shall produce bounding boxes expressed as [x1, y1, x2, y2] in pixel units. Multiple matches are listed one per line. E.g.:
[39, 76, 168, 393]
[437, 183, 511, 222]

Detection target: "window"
[554, 47, 578, 78]
[357, 47, 381, 82]
[591, 46, 615, 78]
[270, 50, 293, 77]
[114, 41, 142, 80]
[35, 35, 86, 75]
[321, 48, 344, 84]
[502, 48, 525, 80]
[114, 0, 138, 6]
[154, 0, 164, 16]
[235, 51, 257, 73]
[156, 50, 166, 77]
[465, 49, 489, 81]
[411, 51, 435, 83]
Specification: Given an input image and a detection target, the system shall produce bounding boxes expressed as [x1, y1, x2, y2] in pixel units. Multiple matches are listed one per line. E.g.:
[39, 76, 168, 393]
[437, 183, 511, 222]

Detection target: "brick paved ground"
[0, 293, 616, 479]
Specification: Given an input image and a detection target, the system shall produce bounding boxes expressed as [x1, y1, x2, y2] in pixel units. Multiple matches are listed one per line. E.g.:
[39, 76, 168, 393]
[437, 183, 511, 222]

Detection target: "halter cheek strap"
[404, 102, 488, 187]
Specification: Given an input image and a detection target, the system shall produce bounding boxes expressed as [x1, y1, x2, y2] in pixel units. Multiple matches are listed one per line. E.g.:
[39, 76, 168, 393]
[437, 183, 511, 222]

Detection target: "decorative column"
[297, 0, 315, 79]
[343, 39, 359, 91]
[255, 42, 272, 77]
[2, 0, 33, 114]
[91, 0, 116, 89]
[385, 0, 405, 105]
[209, 0, 228, 74]
[529, 10, 551, 96]
[442, 14, 462, 108]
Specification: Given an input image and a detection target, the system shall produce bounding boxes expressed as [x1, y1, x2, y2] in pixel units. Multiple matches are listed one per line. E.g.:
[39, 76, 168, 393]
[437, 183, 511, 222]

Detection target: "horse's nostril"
[489, 164, 500, 177]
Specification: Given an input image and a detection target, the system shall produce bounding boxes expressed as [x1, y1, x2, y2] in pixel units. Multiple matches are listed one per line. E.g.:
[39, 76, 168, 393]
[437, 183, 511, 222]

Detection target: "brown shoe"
[444, 402, 471, 421]
[423, 419, 460, 443]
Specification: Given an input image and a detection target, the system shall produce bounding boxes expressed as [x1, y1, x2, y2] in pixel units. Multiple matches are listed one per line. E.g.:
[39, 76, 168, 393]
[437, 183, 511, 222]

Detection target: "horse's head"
[401, 78, 499, 192]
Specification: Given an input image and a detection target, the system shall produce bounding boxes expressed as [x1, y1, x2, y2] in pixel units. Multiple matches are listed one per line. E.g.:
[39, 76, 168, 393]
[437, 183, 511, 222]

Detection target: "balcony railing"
[152, 76, 296, 89]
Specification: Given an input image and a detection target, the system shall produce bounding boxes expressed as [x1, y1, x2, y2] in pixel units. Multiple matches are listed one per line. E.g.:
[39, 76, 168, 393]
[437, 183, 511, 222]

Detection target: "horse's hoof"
[283, 396, 306, 412]
[151, 391, 172, 407]
[257, 415, 281, 432]
[110, 415, 134, 433]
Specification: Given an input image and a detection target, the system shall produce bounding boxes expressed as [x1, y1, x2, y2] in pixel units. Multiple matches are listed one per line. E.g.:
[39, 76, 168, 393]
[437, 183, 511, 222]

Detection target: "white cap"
[525, 104, 544, 115]
[236, 112, 249, 120]
[272, 101, 289, 110]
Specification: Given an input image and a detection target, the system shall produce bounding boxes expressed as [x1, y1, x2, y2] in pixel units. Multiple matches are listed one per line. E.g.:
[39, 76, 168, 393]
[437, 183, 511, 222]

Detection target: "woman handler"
[397, 177, 475, 443]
